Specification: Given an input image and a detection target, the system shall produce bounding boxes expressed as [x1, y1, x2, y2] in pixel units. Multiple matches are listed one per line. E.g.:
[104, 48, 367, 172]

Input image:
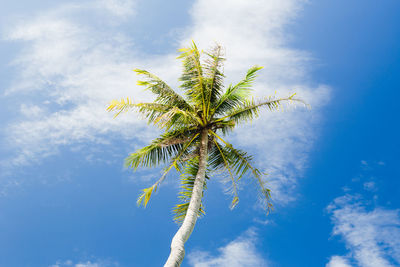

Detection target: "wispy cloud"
[363, 181, 377, 192]
[1, 0, 329, 205]
[326, 256, 352, 267]
[326, 194, 400, 267]
[98, 0, 136, 18]
[2, 0, 152, 168]
[188, 228, 269, 267]
[49, 259, 118, 267]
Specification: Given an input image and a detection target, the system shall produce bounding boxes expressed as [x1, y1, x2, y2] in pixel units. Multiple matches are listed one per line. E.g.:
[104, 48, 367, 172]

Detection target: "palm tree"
[107, 42, 302, 267]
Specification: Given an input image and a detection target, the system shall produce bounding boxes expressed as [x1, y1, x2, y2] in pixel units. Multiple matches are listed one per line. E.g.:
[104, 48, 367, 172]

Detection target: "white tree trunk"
[164, 129, 209, 267]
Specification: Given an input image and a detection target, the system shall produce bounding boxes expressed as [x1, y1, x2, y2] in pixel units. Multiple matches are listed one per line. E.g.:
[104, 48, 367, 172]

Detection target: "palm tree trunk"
[164, 129, 209, 267]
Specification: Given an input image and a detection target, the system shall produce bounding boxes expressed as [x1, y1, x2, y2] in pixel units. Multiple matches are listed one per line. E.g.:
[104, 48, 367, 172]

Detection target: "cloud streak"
[49, 259, 119, 267]
[327, 194, 400, 267]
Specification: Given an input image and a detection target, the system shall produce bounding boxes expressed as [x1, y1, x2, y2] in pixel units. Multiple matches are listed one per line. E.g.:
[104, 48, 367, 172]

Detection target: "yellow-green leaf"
[137, 185, 157, 207]
[230, 196, 239, 209]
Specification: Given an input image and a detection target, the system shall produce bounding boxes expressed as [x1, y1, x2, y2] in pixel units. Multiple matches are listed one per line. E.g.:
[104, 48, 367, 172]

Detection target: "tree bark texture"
[164, 129, 209, 267]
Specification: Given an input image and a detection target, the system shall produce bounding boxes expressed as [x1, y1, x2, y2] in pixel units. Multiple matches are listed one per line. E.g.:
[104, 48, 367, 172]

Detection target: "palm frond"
[212, 65, 263, 116]
[107, 98, 171, 122]
[153, 106, 203, 129]
[178, 41, 206, 115]
[203, 44, 225, 118]
[125, 127, 199, 170]
[216, 93, 301, 125]
[173, 157, 208, 223]
[136, 177, 163, 208]
[212, 139, 239, 209]
[209, 130, 273, 213]
[137, 133, 201, 207]
[107, 97, 140, 118]
[108, 98, 202, 128]
[134, 69, 192, 111]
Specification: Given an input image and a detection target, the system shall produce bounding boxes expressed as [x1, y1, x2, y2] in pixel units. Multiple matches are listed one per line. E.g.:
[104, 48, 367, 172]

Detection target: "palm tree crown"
[107, 42, 301, 266]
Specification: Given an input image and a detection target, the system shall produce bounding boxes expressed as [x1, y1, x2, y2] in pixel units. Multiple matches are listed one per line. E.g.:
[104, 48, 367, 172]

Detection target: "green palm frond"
[203, 44, 225, 118]
[107, 98, 171, 122]
[137, 181, 160, 208]
[212, 139, 239, 209]
[212, 65, 263, 116]
[125, 127, 199, 170]
[178, 42, 206, 114]
[216, 93, 301, 125]
[107, 98, 202, 128]
[173, 157, 208, 223]
[134, 69, 192, 111]
[107, 97, 139, 118]
[137, 133, 201, 207]
[125, 141, 181, 170]
[153, 106, 203, 129]
[209, 130, 272, 213]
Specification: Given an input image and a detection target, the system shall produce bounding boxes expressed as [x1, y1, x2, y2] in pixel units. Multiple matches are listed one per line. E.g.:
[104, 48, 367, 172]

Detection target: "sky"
[0, 0, 399, 266]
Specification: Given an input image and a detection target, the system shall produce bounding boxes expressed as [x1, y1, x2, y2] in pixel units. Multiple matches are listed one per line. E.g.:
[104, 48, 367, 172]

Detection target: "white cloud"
[50, 259, 118, 267]
[98, 0, 136, 18]
[19, 104, 45, 118]
[363, 181, 376, 192]
[188, 229, 268, 267]
[186, 0, 309, 84]
[326, 256, 352, 267]
[327, 194, 400, 267]
[2, 3, 153, 168]
[2, 0, 329, 206]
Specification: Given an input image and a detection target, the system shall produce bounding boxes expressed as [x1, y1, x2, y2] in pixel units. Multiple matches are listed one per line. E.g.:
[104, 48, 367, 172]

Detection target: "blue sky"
[1, 0, 399, 266]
